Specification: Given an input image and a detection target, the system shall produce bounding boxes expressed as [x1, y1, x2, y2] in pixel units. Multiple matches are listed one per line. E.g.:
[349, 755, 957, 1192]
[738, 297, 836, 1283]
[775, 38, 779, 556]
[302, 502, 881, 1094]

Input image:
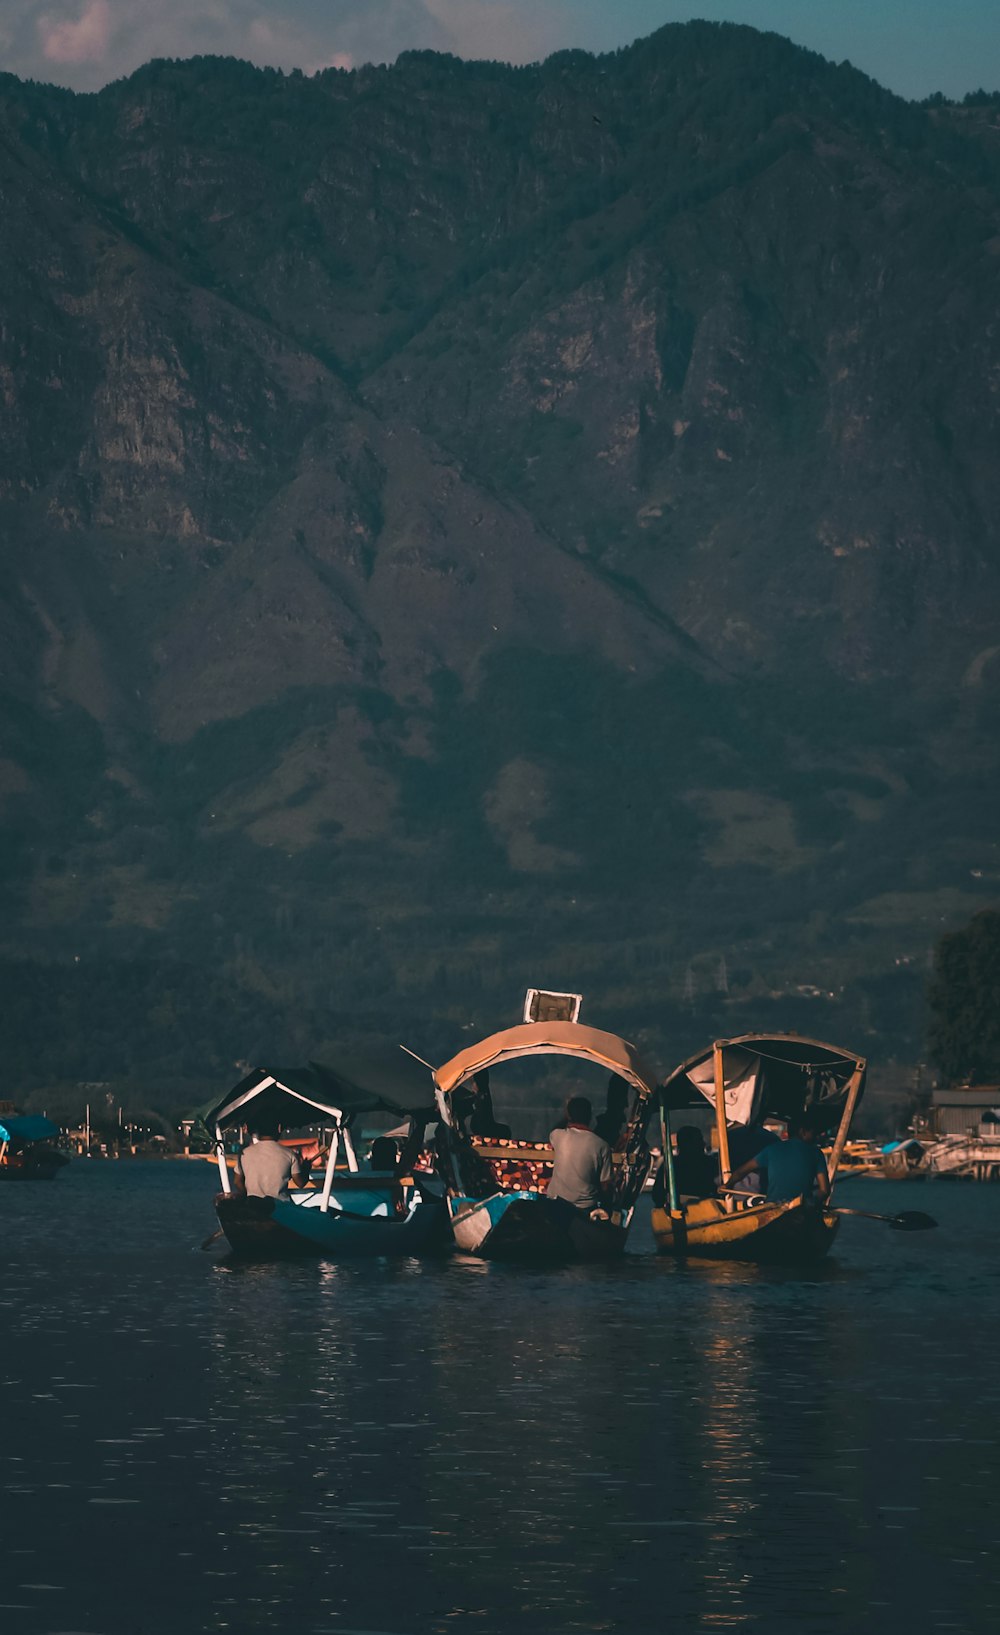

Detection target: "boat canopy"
[199, 1049, 437, 1132]
[660, 1033, 866, 1128]
[0, 1114, 59, 1143]
[435, 1021, 657, 1099]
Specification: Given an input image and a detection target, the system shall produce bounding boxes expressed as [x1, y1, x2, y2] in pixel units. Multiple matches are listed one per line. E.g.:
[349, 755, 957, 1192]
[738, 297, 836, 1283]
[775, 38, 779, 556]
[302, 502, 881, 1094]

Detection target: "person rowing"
[726, 1114, 831, 1205]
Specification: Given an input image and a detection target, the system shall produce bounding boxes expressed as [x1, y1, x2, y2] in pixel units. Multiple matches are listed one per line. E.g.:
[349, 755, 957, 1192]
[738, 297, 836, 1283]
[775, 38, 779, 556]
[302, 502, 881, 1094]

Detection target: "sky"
[2, 0, 1000, 100]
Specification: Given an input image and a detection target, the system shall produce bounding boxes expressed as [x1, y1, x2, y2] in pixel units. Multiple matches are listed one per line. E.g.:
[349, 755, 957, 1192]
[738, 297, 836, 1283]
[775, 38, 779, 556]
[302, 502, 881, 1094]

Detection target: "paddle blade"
[889, 1211, 937, 1231]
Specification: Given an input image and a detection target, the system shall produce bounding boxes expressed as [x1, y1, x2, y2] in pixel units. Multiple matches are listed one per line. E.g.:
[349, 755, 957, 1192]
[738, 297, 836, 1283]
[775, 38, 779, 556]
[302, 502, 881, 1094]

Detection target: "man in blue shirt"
[727, 1116, 831, 1205]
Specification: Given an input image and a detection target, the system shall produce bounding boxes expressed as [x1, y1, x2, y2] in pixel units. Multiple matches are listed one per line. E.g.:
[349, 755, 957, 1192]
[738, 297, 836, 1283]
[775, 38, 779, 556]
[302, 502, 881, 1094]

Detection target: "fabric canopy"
[685, 1045, 764, 1127]
[199, 1049, 438, 1132]
[0, 1114, 59, 1143]
[661, 1033, 866, 1128]
[434, 1021, 657, 1099]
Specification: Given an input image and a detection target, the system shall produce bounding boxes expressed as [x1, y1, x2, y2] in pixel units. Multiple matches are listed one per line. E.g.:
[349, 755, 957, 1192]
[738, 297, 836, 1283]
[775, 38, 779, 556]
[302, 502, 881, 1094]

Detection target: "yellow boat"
[650, 1033, 866, 1264]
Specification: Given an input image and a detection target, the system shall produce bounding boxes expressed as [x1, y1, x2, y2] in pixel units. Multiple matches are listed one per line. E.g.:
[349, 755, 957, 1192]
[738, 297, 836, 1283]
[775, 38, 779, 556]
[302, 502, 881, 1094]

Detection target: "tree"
[927, 910, 1000, 1084]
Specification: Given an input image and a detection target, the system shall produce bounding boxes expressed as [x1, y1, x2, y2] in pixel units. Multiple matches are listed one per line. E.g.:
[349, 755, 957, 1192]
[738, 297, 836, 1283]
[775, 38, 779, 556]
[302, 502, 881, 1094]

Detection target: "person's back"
[727, 1121, 778, 1194]
[469, 1070, 513, 1140]
[366, 1136, 399, 1176]
[753, 1126, 829, 1204]
[547, 1095, 613, 1212]
[673, 1126, 717, 1198]
[237, 1129, 301, 1200]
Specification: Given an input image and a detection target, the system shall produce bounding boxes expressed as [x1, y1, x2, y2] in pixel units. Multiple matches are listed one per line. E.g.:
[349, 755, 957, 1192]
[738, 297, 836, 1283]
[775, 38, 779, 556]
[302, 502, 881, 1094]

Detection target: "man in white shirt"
[547, 1096, 613, 1214]
[234, 1121, 302, 1200]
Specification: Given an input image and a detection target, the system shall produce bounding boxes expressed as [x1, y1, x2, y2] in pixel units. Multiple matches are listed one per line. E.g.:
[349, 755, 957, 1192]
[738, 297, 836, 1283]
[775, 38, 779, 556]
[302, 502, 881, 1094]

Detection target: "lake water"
[2, 1162, 998, 1635]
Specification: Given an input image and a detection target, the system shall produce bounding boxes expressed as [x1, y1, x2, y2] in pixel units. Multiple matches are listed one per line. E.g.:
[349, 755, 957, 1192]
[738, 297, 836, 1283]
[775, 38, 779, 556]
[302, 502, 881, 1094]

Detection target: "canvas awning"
[660, 1033, 866, 1128]
[198, 1049, 438, 1132]
[435, 1021, 657, 1099]
[0, 1114, 59, 1144]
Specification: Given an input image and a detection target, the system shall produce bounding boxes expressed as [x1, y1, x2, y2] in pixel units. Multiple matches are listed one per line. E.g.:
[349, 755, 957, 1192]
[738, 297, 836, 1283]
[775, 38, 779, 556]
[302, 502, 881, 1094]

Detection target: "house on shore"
[916, 1085, 1000, 1139]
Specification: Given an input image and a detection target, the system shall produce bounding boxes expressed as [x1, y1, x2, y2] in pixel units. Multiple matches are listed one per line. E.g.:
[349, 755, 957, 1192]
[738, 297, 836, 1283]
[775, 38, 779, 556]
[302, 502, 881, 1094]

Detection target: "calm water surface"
[2, 1162, 998, 1635]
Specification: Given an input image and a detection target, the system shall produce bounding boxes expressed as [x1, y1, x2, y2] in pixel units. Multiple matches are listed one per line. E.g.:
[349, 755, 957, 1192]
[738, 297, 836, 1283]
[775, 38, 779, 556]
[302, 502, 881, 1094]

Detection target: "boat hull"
[651, 1196, 839, 1263]
[0, 1153, 68, 1180]
[449, 1191, 629, 1261]
[215, 1189, 449, 1259]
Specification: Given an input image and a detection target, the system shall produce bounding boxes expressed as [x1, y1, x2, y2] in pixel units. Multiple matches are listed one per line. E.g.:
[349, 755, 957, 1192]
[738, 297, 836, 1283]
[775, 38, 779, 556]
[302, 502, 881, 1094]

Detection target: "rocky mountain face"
[1, 24, 998, 1104]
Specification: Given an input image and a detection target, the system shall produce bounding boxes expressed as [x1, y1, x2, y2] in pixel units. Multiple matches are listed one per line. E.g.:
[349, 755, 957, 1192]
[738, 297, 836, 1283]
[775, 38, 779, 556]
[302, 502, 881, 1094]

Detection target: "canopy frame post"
[659, 1099, 681, 1215]
[341, 1123, 359, 1173]
[320, 1126, 341, 1214]
[215, 1125, 232, 1194]
[713, 1041, 734, 1210]
[826, 1062, 866, 1187]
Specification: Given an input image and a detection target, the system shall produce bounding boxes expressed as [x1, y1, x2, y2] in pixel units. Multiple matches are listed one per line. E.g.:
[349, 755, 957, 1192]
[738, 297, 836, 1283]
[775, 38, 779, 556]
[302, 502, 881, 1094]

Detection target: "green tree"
[927, 910, 1000, 1083]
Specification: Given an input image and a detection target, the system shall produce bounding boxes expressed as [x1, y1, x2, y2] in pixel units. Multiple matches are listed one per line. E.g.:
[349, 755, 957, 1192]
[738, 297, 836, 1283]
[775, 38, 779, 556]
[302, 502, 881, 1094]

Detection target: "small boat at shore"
[0, 1114, 68, 1181]
[434, 1019, 655, 1262]
[651, 1033, 867, 1264]
[200, 1056, 447, 1258]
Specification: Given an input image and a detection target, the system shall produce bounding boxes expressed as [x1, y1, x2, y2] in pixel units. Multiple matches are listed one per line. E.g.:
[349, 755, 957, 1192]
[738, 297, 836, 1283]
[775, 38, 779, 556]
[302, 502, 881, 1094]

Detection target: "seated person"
[727, 1116, 831, 1205]
[395, 1114, 431, 1180]
[726, 1120, 779, 1194]
[547, 1095, 613, 1216]
[234, 1119, 303, 1200]
[673, 1125, 718, 1199]
[468, 1070, 512, 1141]
[594, 1075, 630, 1148]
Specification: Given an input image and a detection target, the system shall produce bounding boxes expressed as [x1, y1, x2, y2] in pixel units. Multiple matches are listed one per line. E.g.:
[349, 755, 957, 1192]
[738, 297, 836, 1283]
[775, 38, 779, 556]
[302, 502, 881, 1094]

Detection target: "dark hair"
[250, 1118, 280, 1140]
[676, 1124, 706, 1153]
[370, 1137, 398, 1171]
[566, 1095, 592, 1125]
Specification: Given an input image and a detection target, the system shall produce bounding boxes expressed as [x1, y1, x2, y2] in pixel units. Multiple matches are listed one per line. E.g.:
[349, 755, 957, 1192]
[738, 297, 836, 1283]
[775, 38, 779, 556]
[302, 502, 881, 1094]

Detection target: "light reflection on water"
[2, 1162, 1000, 1633]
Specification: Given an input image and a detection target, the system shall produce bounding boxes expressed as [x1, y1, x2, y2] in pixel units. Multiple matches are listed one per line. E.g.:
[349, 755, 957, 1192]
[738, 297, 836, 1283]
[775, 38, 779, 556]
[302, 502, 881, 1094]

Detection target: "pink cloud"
[39, 0, 113, 64]
[308, 52, 354, 74]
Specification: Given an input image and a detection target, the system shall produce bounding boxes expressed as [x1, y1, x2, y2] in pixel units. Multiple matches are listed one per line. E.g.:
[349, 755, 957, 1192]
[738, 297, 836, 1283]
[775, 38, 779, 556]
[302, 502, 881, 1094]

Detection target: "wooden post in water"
[713, 1042, 733, 1208]
[826, 1061, 866, 1186]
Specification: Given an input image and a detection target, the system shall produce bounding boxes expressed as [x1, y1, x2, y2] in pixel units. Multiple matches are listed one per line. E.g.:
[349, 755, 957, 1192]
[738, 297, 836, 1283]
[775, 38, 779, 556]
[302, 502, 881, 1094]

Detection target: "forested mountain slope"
[1, 23, 998, 1098]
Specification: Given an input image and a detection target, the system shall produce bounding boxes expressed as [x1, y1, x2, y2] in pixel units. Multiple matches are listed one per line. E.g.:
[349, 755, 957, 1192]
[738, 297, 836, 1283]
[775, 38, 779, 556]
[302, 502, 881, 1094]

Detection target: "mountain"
[1, 24, 998, 1111]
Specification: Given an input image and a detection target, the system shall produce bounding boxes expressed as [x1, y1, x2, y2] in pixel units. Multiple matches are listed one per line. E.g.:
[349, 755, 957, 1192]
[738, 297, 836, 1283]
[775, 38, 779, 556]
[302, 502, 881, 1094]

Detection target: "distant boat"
[433, 1019, 655, 1261]
[199, 1055, 447, 1258]
[0, 1114, 68, 1181]
[651, 1033, 867, 1263]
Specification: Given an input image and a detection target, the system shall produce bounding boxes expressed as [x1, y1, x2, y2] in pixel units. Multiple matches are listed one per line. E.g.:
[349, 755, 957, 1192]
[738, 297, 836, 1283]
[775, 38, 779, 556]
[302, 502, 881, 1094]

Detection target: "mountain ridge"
[1, 24, 998, 1101]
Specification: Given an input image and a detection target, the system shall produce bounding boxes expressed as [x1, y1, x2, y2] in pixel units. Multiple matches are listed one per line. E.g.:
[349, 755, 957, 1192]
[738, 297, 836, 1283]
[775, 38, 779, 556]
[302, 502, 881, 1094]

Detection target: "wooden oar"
[200, 1227, 224, 1250]
[831, 1206, 937, 1231]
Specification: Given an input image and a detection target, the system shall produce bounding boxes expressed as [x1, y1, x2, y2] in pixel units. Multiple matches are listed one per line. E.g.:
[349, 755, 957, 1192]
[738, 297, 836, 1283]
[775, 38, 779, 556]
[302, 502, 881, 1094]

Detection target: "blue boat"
[200, 1056, 448, 1258]
[433, 1019, 657, 1261]
[0, 1114, 67, 1181]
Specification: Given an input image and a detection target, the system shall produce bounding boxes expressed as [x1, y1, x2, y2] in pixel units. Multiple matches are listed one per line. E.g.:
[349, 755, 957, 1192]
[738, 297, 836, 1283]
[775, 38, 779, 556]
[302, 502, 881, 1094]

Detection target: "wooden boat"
[651, 1033, 867, 1264]
[200, 1055, 448, 1259]
[434, 1019, 655, 1262]
[0, 1114, 68, 1180]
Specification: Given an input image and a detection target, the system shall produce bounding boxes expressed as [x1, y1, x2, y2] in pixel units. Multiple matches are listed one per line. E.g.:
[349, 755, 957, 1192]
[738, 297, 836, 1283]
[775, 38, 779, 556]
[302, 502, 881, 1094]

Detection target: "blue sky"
[2, 0, 999, 98]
